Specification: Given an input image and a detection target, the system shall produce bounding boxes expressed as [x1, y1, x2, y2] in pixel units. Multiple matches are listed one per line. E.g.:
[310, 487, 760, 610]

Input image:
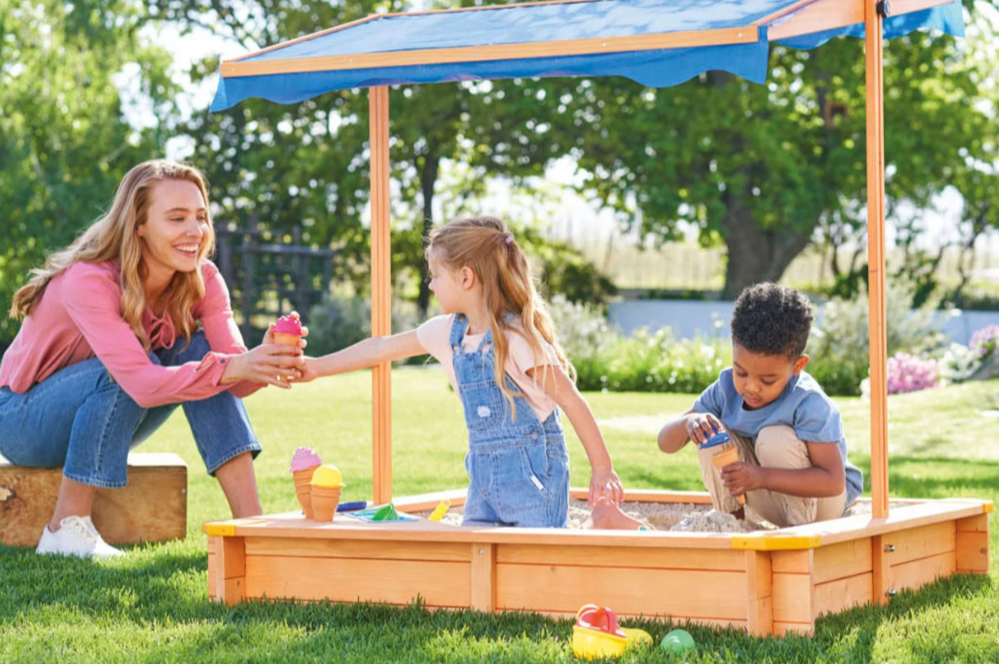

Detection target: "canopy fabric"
[211, 0, 965, 112]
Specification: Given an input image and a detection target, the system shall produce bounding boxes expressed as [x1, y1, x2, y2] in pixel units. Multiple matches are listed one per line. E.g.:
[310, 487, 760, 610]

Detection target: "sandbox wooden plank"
[244, 537, 471, 562]
[813, 538, 872, 584]
[813, 572, 873, 618]
[244, 555, 471, 607]
[884, 521, 955, 566]
[495, 544, 745, 571]
[496, 563, 748, 620]
[773, 573, 813, 623]
[891, 550, 956, 593]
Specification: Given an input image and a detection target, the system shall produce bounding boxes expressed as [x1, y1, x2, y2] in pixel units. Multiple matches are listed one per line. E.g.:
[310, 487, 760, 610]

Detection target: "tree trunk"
[720, 203, 813, 300]
[416, 154, 441, 316]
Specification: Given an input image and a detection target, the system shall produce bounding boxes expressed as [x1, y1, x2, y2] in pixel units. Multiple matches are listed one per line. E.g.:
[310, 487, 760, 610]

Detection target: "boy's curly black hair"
[731, 283, 814, 358]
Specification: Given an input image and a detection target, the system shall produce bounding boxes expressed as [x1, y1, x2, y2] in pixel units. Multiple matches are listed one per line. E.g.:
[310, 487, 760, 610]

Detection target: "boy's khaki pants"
[697, 425, 847, 528]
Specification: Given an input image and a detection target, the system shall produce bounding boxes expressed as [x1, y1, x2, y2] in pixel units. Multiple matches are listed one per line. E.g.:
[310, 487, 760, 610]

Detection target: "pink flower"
[886, 353, 939, 395]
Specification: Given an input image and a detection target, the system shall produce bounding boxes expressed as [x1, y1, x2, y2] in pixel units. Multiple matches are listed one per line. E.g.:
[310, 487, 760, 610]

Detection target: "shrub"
[547, 295, 729, 394]
[306, 297, 422, 357]
[969, 325, 999, 360]
[939, 342, 982, 384]
[886, 352, 939, 395]
[807, 279, 947, 396]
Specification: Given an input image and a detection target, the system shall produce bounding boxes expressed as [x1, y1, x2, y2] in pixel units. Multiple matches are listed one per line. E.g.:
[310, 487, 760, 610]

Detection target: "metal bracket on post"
[885, 588, 897, 598]
[877, 0, 891, 18]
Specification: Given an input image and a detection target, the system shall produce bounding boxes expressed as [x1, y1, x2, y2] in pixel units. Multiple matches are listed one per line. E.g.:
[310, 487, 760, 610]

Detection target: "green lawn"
[2, 370, 997, 663]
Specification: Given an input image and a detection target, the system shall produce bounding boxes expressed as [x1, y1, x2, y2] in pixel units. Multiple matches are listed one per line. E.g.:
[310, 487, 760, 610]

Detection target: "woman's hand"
[220, 344, 305, 389]
[685, 412, 725, 446]
[588, 466, 624, 506]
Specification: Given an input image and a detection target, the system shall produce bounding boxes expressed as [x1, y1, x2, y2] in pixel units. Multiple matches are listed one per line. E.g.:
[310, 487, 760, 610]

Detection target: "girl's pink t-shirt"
[415, 314, 559, 422]
[0, 259, 263, 408]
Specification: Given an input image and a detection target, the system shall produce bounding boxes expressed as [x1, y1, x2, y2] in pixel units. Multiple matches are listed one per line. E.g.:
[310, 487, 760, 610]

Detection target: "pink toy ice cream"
[273, 315, 303, 346]
[291, 447, 322, 518]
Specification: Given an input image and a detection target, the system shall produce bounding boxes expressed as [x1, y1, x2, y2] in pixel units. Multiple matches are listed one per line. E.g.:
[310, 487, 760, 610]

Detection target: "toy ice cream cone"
[310, 464, 345, 522]
[290, 447, 322, 518]
[710, 444, 746, 505]
[272, 314, 303, 346]
[311, 486, 342, 522]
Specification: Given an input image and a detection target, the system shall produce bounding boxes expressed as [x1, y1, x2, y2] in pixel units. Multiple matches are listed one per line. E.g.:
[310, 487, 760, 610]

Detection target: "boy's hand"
[686, 413, 725, 446]
[589, 467, 624, 506]
[720, 462, 765, 496]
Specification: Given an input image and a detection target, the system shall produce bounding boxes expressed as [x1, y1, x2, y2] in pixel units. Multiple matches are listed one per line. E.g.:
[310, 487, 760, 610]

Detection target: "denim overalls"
[450, 314, 570, 527]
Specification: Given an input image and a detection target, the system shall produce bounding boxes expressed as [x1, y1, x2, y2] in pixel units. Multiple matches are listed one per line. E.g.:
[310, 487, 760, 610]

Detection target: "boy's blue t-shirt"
[692, 368, 863, 506]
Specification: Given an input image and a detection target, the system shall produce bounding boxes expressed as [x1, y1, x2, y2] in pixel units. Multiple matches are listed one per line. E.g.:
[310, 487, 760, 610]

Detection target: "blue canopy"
[211, 0, 965, 112]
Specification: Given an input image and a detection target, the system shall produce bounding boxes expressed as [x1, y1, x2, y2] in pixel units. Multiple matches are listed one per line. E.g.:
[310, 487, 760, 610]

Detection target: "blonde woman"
[296, 216, 624, 528]
[0, 160, 306, 558]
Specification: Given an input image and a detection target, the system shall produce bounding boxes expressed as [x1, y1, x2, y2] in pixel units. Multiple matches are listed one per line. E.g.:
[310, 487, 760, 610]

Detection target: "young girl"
[297, 216, 624, 527]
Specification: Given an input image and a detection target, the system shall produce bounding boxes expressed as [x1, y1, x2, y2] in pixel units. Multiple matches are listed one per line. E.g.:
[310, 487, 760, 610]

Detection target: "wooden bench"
[0, 452, 187, 547]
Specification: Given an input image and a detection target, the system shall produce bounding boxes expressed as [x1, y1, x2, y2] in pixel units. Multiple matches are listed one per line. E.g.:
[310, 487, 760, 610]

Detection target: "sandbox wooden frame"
[207, 489, 991, 636]
[206, 0, 993, 636]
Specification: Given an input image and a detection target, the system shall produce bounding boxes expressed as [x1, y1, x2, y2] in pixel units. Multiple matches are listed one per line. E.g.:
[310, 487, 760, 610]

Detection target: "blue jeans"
[0, 332, 261, 488]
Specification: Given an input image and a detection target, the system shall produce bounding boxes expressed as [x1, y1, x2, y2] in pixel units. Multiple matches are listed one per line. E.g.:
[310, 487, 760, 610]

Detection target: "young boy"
[658, 283, 863, 528]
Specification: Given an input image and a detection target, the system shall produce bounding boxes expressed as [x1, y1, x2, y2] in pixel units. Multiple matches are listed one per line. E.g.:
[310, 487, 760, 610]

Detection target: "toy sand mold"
[204, 0, 991, 636]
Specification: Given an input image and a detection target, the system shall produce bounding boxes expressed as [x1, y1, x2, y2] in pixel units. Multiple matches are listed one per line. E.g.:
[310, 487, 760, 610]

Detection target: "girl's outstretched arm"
[296, 330, 425, 382]
[531, 364, 624, 506]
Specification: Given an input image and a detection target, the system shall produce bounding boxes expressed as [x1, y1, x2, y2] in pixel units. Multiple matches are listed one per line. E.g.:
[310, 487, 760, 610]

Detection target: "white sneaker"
[36, 515, 126, 559]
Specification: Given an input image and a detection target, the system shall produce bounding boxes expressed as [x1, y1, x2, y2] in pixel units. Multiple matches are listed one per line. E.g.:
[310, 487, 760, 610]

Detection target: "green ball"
[660, 629, 695, 653]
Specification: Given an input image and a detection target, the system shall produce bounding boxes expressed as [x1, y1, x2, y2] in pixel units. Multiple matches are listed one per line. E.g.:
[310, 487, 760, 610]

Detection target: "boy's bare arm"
[659, 410, 724, 453]
[658, 413, 693, 453]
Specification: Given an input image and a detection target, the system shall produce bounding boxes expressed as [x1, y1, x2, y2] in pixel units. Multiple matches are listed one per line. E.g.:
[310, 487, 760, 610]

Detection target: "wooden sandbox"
[204, 0, 991, 639]
[205, 488, 991, 636]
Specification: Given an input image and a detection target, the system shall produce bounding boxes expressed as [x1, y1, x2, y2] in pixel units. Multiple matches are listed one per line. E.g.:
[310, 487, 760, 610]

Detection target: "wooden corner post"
[207, 535, 246, 606]
[865, 0, 889, 519]
[370, 86, 393, 505]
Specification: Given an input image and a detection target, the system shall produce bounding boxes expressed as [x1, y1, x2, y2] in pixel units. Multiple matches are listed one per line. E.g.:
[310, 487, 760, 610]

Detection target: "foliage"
[305, 297, 422, 357]
[969, 324, 999, 361]
[807, 280, 948, 395]
[0, 0, 176, 345]
[155, 0, 587, 314]
[548, 296, 730, 395]
[565, 7, 998, 298]
[939, 342, 982, 383]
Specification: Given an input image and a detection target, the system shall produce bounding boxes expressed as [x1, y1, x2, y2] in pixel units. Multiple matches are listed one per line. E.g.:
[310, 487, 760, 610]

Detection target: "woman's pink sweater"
[0, 260, 263, 408]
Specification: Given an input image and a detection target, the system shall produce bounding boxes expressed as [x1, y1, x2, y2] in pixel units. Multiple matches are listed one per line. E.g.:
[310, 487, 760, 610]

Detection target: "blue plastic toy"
[700, 426, 731, 449]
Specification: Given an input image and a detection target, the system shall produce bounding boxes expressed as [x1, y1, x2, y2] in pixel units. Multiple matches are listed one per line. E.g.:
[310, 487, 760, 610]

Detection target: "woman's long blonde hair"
[10, 160, 215, 351]
[426, 216, 575, 420]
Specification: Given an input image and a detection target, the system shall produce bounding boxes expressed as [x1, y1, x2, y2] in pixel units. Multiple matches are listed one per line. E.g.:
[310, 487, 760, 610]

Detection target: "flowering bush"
[547, 295, 730, 394]
[886, 352, 939, 395]
[807, 279, 947, 396]
[939, 342, 983, 383]
[969, 325, 999, 360]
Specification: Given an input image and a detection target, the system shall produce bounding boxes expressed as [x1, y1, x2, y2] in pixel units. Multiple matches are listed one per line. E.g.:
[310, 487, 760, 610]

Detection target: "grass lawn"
[2, 369, 997, 663]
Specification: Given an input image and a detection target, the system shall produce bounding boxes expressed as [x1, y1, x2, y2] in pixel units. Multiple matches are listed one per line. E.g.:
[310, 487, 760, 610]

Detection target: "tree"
[158, 0, 586, 315]
[565, 13, 992, 298]
[0, 0, 176, 346]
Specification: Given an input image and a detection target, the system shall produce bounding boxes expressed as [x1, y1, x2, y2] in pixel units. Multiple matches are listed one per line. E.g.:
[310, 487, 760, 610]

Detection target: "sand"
[412, 498, 912, 532]
[415, 499, 775, 533]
